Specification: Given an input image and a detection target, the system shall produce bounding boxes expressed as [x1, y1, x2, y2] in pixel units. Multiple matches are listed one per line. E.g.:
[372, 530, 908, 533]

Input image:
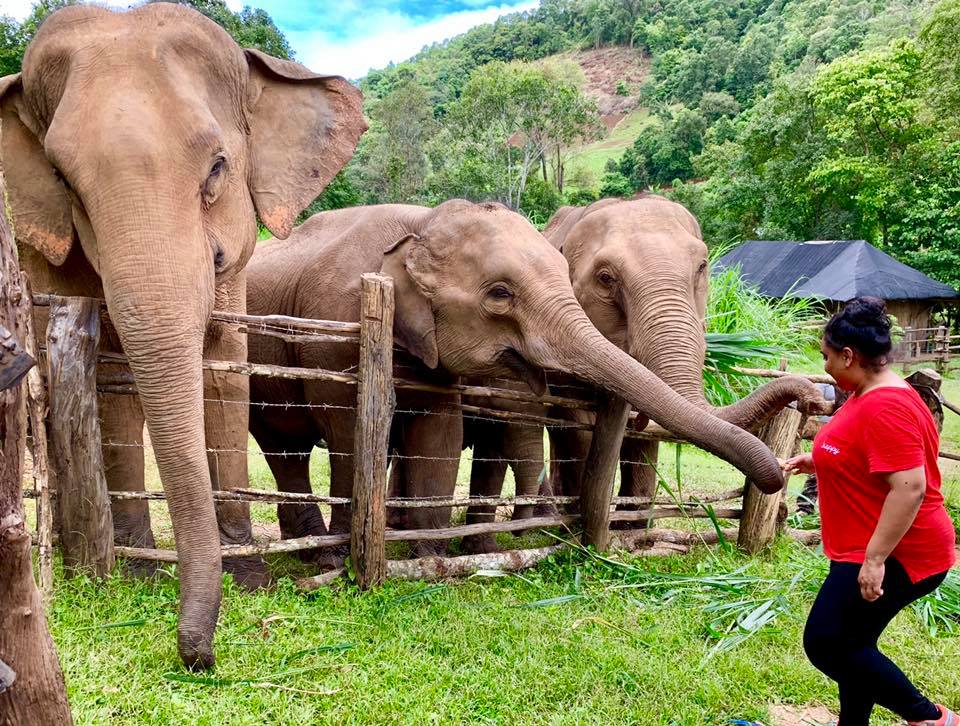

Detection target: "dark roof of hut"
[714, 240, 959, 301]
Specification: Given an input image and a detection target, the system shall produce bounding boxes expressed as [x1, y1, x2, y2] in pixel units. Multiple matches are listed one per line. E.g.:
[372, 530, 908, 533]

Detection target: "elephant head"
[379, 200, 784, 493]
[545, 196, 829, 431]
[0, 3, 365, 669]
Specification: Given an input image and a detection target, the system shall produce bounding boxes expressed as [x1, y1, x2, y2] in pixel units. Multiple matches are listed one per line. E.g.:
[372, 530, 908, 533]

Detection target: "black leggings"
[804, 558, 947, 725]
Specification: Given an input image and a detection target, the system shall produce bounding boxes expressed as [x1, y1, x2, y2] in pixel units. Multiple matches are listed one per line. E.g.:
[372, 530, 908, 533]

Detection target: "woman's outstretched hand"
[779, 453, 815, 476]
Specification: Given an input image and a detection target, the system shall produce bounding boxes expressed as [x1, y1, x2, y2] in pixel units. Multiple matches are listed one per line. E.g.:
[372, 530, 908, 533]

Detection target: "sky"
[0, 0, 540, 78]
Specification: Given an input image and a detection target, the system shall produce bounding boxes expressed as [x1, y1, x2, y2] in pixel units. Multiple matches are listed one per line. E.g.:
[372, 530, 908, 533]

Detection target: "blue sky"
[1, 0, 540, 78]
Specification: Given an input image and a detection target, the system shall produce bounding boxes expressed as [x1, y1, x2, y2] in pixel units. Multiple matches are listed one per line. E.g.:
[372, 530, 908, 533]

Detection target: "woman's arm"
[859, 466, 926, 601]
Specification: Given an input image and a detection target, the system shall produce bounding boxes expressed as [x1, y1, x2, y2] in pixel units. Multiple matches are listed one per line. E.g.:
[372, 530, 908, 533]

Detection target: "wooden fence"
[896, 326, 960, 371]
[22, 278, 840, 592]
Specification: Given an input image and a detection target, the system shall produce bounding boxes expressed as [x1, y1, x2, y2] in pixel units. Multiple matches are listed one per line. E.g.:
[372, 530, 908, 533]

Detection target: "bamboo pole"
[580, 392, 631, 551]
[20, 278, 53, 600]
[46, 297, 114, 578]
[730, 367, 834, 384]
[350, 274, 395, 589]
[115, 532, 352, 562]
[608, 506, 742, 522]
[737, 407, 804, 553]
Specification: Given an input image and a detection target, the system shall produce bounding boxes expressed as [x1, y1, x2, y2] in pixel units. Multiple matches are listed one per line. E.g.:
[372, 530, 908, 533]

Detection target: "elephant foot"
[531, 502, 560, 519]
[114, 525, 161, 579]
[223, 555, 271, 591]
[178, 621, 216, 671]
[462, 533, 499, 555]
[278, 503, 327, 540]
[386, 506, 407, 530]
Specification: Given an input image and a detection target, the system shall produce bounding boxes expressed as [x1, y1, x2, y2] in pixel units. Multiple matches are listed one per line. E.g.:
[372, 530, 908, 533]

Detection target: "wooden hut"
[714, 240, 959, 330]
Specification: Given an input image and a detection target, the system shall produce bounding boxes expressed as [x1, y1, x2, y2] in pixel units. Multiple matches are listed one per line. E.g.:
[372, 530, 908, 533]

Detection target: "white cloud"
[288, 0, 539, 79]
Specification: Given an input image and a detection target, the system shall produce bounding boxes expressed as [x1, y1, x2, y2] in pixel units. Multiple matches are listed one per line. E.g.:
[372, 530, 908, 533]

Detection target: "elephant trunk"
[531, 299, 784, 493]
[624, 283, 829, 432]
[96, 228, 222, 670]
[624, 279, 709, 406]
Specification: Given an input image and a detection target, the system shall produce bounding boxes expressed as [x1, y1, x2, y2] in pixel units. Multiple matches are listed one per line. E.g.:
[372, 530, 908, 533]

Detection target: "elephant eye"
[597, 270, 616, 287]
[697, 260, 708, 275]
[208, 155, 226, 179]
[488, 284, 513, 300]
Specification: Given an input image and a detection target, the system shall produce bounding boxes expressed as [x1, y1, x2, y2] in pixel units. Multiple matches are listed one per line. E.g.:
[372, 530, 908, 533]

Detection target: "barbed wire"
[96, 439, 668, 467]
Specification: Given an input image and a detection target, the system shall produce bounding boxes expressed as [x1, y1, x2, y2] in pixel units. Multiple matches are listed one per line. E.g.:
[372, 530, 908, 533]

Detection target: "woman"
[783, 297, 956, 726]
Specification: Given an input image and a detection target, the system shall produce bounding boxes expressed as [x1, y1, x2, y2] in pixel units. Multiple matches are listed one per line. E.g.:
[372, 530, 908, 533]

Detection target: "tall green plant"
[703, 258, 824, 405]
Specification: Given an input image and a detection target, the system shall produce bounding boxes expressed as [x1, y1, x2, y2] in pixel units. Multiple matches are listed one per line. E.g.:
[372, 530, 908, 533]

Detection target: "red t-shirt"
[812, 385, 956, 583]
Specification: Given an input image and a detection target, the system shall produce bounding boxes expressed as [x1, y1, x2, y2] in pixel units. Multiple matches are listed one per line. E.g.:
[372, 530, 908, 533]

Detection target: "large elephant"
[0, 4, 365, 669]
[466, 196, 827, 547]
[247, 199, 786, 563]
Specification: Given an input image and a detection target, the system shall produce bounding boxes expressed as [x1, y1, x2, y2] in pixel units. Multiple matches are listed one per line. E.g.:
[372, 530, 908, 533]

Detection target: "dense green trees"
[0, 0, 292, 76]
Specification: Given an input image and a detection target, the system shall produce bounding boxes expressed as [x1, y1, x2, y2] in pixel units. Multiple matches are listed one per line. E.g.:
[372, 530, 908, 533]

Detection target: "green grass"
[565, 107, 654, 185]
[40, 363, 960, 724]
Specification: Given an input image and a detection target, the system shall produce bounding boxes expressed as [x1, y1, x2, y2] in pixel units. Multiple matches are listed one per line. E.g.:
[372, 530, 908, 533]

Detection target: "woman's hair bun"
[823, 296, 893, 366]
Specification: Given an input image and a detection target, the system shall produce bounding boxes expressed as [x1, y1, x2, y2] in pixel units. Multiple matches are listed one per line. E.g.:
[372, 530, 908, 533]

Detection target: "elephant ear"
[381, 233, 439, 369]
[244, 49, 367, 240]
[0, 73, 73, 266]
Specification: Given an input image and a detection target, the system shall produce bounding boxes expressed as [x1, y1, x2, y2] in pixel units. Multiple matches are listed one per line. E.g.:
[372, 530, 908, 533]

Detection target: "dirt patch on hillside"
[563, 46, 649, 119]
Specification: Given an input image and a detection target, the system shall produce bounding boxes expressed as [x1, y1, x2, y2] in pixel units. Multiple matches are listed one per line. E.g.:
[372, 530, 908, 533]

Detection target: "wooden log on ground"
[295, 568, 347, 591]
[939, 451, 960, 462]
[580, 392, 632, 551]
[351, 275, 395, 589]
[21, 277, 53, 600]
[46, 296, 114, 578]
[383, 545, 565, 581]
[0, 178, 73, 724]
[737, 406, 804, 554]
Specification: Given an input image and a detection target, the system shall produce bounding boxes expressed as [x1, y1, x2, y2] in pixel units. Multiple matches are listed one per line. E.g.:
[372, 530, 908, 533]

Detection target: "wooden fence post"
[350, 274, 395, 588]
[737, 406, 804, 554]
[580, 392, 632, 551]
[46, 296, 114, 578]
[0, 175, 74, 724]
[21, 278, 54, 600]
[936, 326, 949, 374]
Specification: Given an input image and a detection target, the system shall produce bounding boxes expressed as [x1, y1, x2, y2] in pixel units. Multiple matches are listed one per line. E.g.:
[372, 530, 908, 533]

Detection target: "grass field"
[565, 107, 653, 185]
[43, 361, 960, 725]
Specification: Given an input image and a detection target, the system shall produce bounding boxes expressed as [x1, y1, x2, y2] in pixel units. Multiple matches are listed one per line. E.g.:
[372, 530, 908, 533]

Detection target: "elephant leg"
[98, 381, 157, 577]
[506, 421, 546, 522]
[324, 420, 355, 541]
[203, 276, 267, 590]
[397, 401, 462, 558]
[463, 432, 507, 555]
[547, 426, 592, 513]
[386, 454, 407, 530]
[249, 420, 326, 542]
[614, 438, 659, 529]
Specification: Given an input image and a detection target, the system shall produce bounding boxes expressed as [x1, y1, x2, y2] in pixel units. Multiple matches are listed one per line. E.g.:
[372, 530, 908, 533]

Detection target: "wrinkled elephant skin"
[247, 200, 786, 564]
[0, 3, 365, 669]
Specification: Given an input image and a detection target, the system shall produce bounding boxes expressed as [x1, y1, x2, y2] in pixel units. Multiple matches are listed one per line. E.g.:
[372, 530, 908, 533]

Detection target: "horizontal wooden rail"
[730, 366, 834, 384]
[21, 486, 744, 509]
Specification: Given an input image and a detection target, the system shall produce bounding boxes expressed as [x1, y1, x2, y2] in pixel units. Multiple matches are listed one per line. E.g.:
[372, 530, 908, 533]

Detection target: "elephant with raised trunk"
[465, 196, 828, 549]
[247, 199, 786, 563]
[0, 3, 365, 669]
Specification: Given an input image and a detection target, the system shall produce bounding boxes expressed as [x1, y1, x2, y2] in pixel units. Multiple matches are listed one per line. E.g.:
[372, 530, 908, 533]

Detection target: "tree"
[358, 78, 437, 203]
[920, 0, 960, 120]
[441, 60, 602, 209]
